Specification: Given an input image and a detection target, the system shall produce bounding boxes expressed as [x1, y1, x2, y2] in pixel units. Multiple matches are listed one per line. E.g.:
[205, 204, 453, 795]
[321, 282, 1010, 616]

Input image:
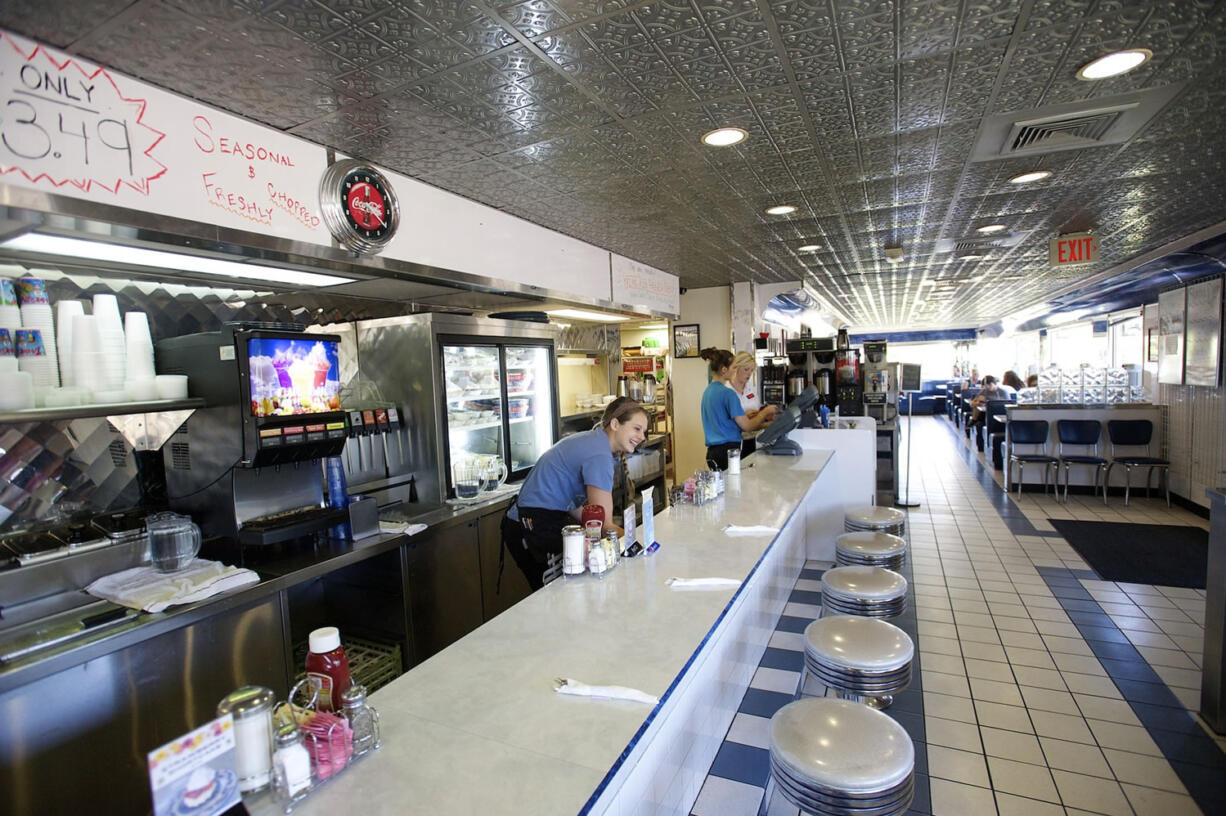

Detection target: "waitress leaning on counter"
[700, 348, 776, 470]
[501, 397, 649, 589]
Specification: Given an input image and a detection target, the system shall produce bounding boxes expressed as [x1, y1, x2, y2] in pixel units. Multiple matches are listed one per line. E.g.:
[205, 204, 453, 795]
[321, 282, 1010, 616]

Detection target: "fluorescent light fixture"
[546, 308, 630, 322]
[2, 233, 354, 287]
[958, 254, 985, 260]
[798, 244, 821, 252]
[1009, 170, 1051, 184]
[701, 127, 748, 147]
[638, 323, 668, 329]
[1077, 49, 1152, 80]
[765, 204, 797, 215]
[976, 224, 1007, 234]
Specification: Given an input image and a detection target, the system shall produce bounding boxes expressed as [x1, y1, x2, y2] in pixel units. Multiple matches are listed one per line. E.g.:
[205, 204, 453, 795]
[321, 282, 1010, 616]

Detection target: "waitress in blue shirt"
[699, 348, 777, 470]
[501, 397, 649, 589]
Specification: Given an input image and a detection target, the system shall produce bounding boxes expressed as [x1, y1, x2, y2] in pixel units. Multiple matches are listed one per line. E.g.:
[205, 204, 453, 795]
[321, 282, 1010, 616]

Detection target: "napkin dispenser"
[348, 496, 380, 540]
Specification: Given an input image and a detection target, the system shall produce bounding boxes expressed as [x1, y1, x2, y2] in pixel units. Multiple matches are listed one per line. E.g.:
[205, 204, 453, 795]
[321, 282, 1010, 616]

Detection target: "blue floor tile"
[1099, 657, 1164, 683]
[1130, 701, 1205, 734]
[1149, 729, 1226, 769]
[889, 690, 925, 715]
[911, 742, 928, 776]
[1067, 568, 1099, 579]
[883, 709, 926, 743]
[758, 647, 805, 673]
[1075, 624, 1133, 645]
[909, 773, 931, 814]
[788, 588, 822, 606]
[1086, 639, 1143, 662]
[738, 688, 795, 719]
[1171, 759, 1226, 814]
[1066, 610, 1115, 628]
[775, 614, 812, 634]
[1115, 678, 1187, 707]
[708, 740, 771, 787]
[1048, 584, 1095, 601]
[800, 568, 825, 581]
[1059, 598, 1105, 613]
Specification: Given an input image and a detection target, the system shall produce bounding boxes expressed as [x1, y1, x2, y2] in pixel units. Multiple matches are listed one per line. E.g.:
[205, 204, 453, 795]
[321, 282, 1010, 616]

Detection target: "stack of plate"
[768, 698, 914, 816]
[803, 616, 913, 709]
[821, 566, 908, 619]
[836, 531, 908, 570]
[17, 277, 59, 388]
[844, 505, 906, 536]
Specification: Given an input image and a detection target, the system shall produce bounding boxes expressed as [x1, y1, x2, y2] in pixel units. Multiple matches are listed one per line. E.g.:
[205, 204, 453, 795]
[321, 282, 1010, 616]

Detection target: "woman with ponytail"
[698, 348, 777, 470]
[501, 396, 649, 589]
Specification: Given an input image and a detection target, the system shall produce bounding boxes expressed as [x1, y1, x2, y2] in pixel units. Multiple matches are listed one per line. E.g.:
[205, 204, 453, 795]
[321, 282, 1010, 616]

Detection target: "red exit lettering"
[1050, 233, 1099, 266]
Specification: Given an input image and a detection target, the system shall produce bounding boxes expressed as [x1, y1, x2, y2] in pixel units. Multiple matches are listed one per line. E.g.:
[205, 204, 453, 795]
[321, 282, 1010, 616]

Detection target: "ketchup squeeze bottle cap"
[309, 626, 341, 654]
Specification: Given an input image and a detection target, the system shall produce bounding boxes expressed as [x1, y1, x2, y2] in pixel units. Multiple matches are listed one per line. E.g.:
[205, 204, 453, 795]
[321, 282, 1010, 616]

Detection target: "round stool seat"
[844, 505, 906, 536]
[769, 698, 914, 814]
[804, 616, 914, 708]
[836, 531, 907, 570]
[821, 566, 908, 618]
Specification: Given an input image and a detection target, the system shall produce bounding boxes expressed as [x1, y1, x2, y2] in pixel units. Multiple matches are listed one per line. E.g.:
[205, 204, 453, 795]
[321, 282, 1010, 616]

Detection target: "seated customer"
[967, 375, 1004, 436]
[1026, 373, 1038, 387]
[1001, 370, 1025, 394]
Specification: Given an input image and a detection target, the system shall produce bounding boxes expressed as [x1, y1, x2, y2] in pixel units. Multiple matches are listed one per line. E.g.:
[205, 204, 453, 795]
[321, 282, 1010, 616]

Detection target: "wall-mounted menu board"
[1158, 287, 1186, 385]
[1184, 277, 1223, 387]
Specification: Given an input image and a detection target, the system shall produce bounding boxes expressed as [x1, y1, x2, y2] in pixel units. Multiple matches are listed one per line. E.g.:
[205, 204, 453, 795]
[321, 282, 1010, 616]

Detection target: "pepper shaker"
[340, 684, 380, 758]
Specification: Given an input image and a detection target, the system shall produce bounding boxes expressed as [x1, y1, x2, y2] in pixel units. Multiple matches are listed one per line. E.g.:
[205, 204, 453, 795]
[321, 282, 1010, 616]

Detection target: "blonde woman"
[726, 350, 776, 459]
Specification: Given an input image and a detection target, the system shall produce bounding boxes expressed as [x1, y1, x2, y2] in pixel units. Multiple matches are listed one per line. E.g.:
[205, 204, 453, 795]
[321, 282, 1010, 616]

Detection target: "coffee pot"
[642, 374, 657, 403]
[627, 378, 644, 402]
[147, 511, 202, 573]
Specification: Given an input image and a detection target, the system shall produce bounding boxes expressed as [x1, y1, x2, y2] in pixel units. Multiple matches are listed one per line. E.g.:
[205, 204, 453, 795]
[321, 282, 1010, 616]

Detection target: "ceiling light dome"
[1009, 170, 1051, 184]
[798, 244, 821, 252]
[765, 204, 797, 215]
[1077, 49, 1153, 81]
[976, 224, 1006, 234]
[701, 127, 748, 147]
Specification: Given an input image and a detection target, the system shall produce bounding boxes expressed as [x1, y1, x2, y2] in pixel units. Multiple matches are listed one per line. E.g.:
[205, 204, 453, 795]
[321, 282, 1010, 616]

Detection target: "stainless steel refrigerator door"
[505, 344, 558, 474]
[441, 343, 506, 497]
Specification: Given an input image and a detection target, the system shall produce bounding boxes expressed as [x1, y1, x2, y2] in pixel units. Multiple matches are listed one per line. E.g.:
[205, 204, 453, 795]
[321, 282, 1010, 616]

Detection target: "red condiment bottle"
[580, 504, 605, 532]
[305, 626, 352, 712]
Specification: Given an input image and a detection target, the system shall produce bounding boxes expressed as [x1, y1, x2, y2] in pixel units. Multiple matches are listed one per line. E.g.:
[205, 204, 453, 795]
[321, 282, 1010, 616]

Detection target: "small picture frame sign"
[673, 324, 700, 358]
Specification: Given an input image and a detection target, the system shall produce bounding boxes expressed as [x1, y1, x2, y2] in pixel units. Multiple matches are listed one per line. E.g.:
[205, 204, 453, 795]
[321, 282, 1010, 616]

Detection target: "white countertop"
[265, 450, 832, 815]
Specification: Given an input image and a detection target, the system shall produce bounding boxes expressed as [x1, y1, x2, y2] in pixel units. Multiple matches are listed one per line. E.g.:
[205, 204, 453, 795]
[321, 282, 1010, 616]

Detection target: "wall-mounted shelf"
[0, 399, 206, 451]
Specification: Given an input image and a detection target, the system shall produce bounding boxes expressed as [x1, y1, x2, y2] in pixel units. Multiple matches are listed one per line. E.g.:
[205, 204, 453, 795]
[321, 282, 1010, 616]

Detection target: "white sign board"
[611, 255, 680, 315]
[0, 30, 330, 244]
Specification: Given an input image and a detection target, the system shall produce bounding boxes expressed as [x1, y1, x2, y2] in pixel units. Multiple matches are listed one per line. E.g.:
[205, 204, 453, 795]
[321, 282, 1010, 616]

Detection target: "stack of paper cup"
[0, 328, 16, 374]
[92, 293, 126, 390]
[17, 278, 60, 388]
[55, 299, 86, 387]
[0, 368, 33, 410]
[124, 311, 155, 374]
[0, 278, 21, 336]
[16, 328, 58, 387]
[71, 314, 105, 398]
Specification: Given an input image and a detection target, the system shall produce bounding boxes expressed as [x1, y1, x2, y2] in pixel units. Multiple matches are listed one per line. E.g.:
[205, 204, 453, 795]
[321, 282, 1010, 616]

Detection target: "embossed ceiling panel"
[4, 0, 1226, 328]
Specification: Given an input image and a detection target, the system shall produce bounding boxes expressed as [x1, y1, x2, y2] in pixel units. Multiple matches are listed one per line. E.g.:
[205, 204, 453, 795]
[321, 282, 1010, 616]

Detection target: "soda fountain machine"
[861, 339, 898, 423]
[156, 324, 352, 558]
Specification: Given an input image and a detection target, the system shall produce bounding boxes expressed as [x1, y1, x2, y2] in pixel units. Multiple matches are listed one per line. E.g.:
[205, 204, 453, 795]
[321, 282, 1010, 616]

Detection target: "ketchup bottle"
[581, 504, 605, 533]
[305, 626, 352, 711]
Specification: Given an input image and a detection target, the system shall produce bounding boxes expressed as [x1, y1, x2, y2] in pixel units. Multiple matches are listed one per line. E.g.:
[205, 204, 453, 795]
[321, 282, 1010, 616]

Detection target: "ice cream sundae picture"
[181, 767, 218, 808]
[248, 338, 342, 417]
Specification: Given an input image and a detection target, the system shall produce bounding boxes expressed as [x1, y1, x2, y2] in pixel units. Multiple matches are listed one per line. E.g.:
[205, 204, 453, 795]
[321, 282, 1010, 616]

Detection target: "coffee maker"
[834, 328, 863, 416]
[156, 324, 350, 555]
[861, 339, 898, 423]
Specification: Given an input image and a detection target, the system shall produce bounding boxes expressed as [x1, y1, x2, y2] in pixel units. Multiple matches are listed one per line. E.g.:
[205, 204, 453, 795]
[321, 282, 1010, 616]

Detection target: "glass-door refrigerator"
[440, 335, 558, 498]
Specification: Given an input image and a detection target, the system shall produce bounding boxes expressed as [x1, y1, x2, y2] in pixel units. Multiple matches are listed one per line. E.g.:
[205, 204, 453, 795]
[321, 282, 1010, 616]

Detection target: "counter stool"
[835, 531, 907, 570]
[843, 505, 906, 536]
[802, 616, 913, 709]
[821, 566, 908, 618]
[1105, 419, 1171, 507]
[758, 698, 914, 816]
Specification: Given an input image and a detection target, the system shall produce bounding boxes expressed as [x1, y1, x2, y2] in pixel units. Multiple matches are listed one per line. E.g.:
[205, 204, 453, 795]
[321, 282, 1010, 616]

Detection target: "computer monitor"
[758, 385, 819, 455]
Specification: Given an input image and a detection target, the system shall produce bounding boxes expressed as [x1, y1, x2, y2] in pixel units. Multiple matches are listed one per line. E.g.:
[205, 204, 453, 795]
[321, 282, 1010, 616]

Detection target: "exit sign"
[1049, 232, 1100, 267]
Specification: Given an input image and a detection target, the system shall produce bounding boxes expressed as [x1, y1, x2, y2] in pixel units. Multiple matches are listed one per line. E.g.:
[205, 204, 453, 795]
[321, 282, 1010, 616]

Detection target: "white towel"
[379, 521, 428, 536]
[554, 677, 658, 706]
[86, 560, 259, 613]
[723, 524, 779, 536]
[666, 577, 743, 590]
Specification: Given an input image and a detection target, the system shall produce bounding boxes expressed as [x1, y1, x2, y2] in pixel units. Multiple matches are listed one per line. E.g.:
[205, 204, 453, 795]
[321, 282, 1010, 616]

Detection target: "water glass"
[452, 462, 482, 500]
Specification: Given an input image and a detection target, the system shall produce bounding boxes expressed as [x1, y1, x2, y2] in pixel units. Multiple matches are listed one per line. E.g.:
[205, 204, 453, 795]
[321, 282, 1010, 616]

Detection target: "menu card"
[148, 714, 243, 816]
[641, 491, 655, 548]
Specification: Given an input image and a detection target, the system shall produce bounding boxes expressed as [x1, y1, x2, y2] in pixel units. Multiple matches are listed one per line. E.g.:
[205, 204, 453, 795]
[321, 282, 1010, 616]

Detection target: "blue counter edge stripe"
[576, 467, 810, 814]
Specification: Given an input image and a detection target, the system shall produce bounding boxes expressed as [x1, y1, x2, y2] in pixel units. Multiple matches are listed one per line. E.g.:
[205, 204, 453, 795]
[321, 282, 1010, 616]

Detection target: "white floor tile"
[690, 775, 766, 816]
[986, 755, 1061, 803]
[929, 777, 997, 816]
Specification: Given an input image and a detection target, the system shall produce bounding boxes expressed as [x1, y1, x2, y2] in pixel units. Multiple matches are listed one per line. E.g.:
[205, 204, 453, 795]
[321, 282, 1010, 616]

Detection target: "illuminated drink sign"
[247, 336, 341, 418]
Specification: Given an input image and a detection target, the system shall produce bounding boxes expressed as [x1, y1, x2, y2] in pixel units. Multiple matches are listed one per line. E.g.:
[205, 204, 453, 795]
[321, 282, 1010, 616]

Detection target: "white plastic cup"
[123, 311, 152, 345]
[155, 374, 188, 400]
[0, 370, 34, 409]
[92, 294, 122, 330]
[126, 378, 157, 402]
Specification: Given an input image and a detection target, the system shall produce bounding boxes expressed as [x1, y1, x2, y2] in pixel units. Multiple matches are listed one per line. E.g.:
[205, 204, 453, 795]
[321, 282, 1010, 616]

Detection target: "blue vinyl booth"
[898, 380, 951, 415]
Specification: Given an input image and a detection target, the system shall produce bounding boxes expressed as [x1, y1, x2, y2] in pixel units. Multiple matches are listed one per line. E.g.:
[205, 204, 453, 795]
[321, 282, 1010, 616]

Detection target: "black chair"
[1056, 419, 1108, 504]
[957, 388, 981, 431]
[1105, 419, 1170, 506]
[980, 399, 1011, 457]
[1007, 420, 1058, 496]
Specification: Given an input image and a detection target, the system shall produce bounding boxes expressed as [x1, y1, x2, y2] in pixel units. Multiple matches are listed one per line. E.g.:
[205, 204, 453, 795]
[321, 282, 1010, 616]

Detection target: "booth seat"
[897, 380, 950, 415]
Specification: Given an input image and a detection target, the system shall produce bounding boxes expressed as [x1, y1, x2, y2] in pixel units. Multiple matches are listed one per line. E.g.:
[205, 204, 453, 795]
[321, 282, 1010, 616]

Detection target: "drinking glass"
[147, 511, 202, 572]
[452, 462, 482, 500]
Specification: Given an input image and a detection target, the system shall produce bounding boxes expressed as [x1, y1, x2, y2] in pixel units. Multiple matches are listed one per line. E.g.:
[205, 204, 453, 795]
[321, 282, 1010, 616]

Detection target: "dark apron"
[705, 442, 740, 471]
[500, 500, 573, 591]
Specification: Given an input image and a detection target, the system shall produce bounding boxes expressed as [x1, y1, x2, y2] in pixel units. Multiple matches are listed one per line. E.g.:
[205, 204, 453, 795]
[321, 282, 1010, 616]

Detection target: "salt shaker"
[340, 684, 381, 758]
[216, 685, 275, 793]
[272, 724, 313, 802]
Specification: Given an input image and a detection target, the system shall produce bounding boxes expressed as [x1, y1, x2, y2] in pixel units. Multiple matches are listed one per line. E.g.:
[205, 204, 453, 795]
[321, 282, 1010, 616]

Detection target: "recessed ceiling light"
[546, 308, 630, 322]
[976, 224, 1007, 234]
[959, 254, 985, 260]
[798, 244, 821, 252]
[701, 127, 748, 147]
[765, 205, 797, 215]
[1009, 170, 1051, 184]
[1076, 49, 1153, 81]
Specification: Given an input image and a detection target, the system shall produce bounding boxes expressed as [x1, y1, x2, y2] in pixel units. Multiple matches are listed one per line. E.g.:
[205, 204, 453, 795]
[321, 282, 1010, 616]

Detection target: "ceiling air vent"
[970, 83, 1186, 162]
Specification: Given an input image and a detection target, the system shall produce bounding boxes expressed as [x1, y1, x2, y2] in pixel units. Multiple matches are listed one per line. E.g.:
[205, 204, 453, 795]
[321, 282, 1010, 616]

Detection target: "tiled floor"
[691, 415, 1225, 816]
